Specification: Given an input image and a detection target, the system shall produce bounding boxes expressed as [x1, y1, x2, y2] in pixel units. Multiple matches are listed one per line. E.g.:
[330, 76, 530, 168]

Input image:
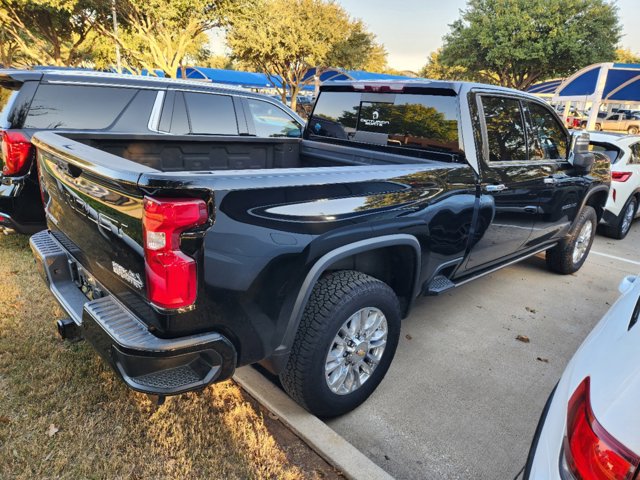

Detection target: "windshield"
[307, 90, 461, 158]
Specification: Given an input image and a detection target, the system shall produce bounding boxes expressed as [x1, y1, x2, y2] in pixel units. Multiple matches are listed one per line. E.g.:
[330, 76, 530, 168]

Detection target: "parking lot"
[325, 224, 640, 479]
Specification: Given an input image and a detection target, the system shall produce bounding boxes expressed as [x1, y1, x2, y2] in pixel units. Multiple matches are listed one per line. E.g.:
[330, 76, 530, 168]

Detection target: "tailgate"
[32, 131, 209, 331]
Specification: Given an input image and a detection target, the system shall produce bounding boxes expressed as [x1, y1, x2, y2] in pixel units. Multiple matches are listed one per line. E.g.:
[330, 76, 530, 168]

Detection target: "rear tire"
[628, 126, 639, 135]
[601, 197, 637, 240]
[594, 123, 602, 131]
[546, 206, 597, 274]
[280, 270, 401, 418]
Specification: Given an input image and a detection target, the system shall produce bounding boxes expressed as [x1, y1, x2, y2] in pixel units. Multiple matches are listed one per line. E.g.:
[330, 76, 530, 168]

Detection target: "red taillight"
[563, 377, 639, 480]
[1, 130, 33, 176]
[612, 172, 632, 182]
[142, 196, 208, 310]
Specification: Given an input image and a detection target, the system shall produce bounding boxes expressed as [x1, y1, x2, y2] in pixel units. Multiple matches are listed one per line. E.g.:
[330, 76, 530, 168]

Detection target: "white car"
[524, 274, 640, 479]
[589, 133, 640, 239]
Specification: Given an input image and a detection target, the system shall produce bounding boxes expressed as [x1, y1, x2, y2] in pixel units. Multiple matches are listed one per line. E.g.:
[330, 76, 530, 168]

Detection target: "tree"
[419, 49, 477, 81]
[440, 0, 621, 90]
[226, 0, 381, 110]
[361, 43, 388, 73]
[324, 20, 383, 71]
[0, 0, 109, 66]
[0, 14, 24, 67]
[92, 0, 226, 77]
[615, 48, 640, 64]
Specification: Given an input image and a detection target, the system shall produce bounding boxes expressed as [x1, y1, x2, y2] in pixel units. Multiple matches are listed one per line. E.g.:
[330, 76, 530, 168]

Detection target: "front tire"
[628, 126, 639, 135]
[280, 270, 401, 418]
[594, 123, 602, 131]
[602, 197, 637, 240]
[546, 206, 597, 274]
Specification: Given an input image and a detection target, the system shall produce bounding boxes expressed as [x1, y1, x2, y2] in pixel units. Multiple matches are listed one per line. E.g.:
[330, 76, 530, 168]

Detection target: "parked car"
[579, 111, 608, 130]
[565, 112, 585, 130]
[0, 69, 304, 234]
[587, 113, 640, 134]
[524, 274, 640, 479]
[30, 80, 610, 417]
[589, 132, 640, 239]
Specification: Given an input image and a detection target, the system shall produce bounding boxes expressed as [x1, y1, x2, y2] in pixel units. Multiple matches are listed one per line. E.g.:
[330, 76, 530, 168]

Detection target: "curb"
[234, 366, 394, 480]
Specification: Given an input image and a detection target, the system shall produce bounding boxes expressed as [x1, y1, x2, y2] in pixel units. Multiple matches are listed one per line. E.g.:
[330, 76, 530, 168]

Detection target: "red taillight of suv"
[612, 171, 632, 182]
[142, 196, 208, 310]
[562, 377, 639, 480]
[1, 130, 33, 176]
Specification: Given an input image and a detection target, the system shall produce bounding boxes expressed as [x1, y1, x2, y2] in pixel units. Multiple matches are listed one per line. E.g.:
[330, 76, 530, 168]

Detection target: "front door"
[519, 100, 582, 247]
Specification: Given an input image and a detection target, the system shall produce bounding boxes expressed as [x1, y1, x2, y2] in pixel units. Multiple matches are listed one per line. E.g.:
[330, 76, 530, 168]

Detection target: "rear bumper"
[29, 230, 236, 396]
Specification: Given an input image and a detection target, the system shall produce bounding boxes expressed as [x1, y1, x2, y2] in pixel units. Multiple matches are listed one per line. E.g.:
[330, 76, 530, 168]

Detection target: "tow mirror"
[569, 132, 595, 172]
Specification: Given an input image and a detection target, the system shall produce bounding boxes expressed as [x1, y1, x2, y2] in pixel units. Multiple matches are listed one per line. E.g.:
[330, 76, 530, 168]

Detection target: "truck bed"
[68, 132, 451, 173]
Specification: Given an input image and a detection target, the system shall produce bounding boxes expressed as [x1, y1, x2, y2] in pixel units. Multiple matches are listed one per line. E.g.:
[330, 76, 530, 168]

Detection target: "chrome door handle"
[543, 177, 557, 184]
[485, 184, 507, 192]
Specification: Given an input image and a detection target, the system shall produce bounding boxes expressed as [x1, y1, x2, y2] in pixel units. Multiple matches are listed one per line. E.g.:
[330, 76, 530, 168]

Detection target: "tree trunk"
[289, 83, 298, 112]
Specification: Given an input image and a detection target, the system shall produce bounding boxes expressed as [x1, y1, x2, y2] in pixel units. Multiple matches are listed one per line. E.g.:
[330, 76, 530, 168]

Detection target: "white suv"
[589, 133, 640, 239]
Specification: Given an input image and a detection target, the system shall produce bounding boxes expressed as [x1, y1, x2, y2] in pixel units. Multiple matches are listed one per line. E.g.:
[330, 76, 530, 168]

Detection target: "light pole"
[111, 0, 122, 73]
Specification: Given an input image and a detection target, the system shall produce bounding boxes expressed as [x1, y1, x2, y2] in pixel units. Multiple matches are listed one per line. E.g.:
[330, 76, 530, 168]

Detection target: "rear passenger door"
[463, 95, 541, 271]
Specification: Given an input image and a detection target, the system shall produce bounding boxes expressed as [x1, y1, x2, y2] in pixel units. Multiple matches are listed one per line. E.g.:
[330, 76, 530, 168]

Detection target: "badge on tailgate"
[112, 261, 144, 289]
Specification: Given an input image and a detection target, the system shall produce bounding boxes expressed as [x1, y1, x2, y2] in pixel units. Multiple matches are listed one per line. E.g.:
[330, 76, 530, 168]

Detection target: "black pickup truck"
[30, 80, 610, 417]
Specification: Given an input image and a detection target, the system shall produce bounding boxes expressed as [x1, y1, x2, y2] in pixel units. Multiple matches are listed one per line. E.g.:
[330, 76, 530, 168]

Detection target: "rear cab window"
[24, 84, 138, 130]
[306, 88, 462, 160]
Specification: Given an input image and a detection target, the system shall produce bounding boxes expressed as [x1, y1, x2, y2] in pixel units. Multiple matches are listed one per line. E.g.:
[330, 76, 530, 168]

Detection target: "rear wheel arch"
[271, 235, 421, 372]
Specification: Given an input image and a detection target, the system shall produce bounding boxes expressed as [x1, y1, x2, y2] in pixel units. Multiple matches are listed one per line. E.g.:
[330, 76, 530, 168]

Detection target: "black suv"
[0, 69, 304, 233]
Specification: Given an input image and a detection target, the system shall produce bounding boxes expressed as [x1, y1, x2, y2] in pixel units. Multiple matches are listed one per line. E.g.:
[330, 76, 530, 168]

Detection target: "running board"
[424, 244, 555, 296]
[425, 275, 455, 295]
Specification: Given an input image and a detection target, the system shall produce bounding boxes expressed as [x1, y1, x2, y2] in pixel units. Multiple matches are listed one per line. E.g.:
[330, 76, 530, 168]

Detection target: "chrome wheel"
[572, 220, 593, 264]
[621, 201, 635, 235]
[324, 307, 388, 395]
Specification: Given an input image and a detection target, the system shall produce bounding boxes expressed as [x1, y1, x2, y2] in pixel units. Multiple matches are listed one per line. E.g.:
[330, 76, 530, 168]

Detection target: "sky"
[336, 0, 640, 71]
[210, 0, 640, 72]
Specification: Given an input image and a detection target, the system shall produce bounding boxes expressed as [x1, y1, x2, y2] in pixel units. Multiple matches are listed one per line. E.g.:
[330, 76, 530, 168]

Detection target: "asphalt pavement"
[325, 223, 640, 479]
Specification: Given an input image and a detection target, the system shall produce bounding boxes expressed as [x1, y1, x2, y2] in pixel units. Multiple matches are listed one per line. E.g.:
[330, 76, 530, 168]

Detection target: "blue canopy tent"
[526, 78, 563, 97]
[551, 63, 640, 129]
[177, 67, 415, 94]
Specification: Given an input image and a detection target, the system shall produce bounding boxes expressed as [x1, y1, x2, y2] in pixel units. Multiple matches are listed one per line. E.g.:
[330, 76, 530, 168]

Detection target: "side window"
[24, 84, 137, 130]
[630, 143, 640, 165]
[169, 92, 190, 135]
[246, 99, 302, 137]
[481, 96, 527, 162]
[524, 102, 568, 160]
[183, 92, 238, 135]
